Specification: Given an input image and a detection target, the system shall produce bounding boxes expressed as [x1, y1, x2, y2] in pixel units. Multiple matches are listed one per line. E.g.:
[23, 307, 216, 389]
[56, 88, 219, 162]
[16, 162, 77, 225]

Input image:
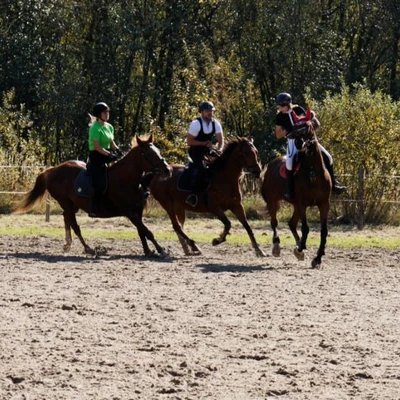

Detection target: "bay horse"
[261, 123, 331, 268]
[13, 135, 172, 257]
[147, 137, 265, 257]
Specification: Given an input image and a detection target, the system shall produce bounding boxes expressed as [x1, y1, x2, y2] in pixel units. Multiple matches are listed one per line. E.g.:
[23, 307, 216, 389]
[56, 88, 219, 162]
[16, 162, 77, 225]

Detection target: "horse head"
[288, 123, 317, 155]
[135, 134, 172, 177]
[237, 137, 262, 177]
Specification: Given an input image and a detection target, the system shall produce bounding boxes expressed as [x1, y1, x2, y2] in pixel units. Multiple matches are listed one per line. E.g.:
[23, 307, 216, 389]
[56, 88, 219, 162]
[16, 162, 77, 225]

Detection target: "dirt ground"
[0, 216, 399, 400]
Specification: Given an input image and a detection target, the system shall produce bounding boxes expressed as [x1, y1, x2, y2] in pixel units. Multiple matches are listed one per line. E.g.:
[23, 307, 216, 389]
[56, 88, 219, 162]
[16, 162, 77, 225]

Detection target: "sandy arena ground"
[0, 215, 399, 399]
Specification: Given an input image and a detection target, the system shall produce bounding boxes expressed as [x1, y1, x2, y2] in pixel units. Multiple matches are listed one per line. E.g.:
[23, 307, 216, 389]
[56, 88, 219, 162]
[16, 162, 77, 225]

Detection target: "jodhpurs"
[286, 139, 333, 171]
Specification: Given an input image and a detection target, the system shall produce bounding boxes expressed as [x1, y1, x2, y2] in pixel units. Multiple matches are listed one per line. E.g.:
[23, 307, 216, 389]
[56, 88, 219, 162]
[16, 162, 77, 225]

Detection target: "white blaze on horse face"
[150, 144, 161, 157]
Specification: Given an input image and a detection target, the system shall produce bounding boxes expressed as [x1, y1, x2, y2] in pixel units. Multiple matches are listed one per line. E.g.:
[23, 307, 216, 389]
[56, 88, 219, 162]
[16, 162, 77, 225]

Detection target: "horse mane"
[209, 137, 246, 172]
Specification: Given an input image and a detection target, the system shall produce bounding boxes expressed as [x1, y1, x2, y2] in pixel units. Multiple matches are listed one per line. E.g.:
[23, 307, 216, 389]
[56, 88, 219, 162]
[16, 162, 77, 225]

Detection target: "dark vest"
[188, 118, 216, 167]
[194, 117, 216, 142]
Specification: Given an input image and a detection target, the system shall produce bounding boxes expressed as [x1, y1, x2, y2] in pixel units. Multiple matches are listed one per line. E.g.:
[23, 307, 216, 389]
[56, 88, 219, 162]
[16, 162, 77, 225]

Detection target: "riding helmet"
[275, 92, 292, 106]
[198, 101, 215, 112]
[93, 102, 110, 118]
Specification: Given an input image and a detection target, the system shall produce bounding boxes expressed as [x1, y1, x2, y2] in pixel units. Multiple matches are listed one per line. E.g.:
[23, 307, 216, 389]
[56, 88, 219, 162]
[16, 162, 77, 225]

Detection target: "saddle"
[177, 163, 210, 192]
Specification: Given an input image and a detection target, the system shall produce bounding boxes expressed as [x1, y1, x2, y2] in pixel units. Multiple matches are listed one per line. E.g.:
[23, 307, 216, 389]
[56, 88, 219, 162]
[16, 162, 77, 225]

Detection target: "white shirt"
[188, 117, 223, 137]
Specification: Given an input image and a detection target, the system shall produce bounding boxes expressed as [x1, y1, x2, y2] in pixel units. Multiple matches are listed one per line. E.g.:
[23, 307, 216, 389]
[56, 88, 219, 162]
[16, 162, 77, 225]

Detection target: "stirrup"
[185, 194, 198, 207]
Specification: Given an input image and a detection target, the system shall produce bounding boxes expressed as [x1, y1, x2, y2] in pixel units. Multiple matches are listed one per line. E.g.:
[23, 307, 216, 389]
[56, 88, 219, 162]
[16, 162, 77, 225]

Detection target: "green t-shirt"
[88, 121, 114, 151]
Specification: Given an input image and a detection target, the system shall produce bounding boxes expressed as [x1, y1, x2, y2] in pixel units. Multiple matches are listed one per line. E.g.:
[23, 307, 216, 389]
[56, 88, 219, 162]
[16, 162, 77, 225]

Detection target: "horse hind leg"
[64, 210, 95, 255]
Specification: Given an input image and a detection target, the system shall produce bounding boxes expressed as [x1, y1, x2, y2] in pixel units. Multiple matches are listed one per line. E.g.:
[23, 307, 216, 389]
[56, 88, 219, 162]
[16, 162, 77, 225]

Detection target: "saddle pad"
[74, 169, 94, 197]
[279, 162, 301, 179]
[177, 167, 193, 192]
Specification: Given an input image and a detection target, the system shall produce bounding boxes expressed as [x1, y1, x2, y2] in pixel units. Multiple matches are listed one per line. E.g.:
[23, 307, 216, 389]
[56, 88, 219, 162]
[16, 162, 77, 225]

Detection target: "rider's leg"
[89, 162, 107, 217]
[284, 138, 296, 201]
[186, 168, 206, 207]
[186, 152, 205, 207]
[319, 145, 346, 194]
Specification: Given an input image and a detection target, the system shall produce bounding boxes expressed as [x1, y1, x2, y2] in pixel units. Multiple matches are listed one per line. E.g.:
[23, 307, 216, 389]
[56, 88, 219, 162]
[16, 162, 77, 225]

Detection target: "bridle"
[139, 143, 168, 174]
[239, 140, 261, 174]
[289, 124, 317, 156]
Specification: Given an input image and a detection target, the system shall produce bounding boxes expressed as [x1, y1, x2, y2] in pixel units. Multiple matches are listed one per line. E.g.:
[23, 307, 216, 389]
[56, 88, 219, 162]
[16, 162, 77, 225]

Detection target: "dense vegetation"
[0, 0, 399, 224]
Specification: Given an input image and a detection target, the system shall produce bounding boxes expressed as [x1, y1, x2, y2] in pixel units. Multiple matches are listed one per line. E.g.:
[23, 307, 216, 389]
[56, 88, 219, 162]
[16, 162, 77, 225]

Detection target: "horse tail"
[12, 167, 53, 214]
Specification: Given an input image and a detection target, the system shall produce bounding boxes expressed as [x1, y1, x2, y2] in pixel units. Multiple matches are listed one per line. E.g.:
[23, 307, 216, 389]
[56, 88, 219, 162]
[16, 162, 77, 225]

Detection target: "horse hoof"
[84, 247, 96, 256]
[311, 258, 321, 269]
[272, 244, 281, 257]
[294, 247, 305, 261]
[212, 238, 222, 246]
[256, 249, 266, 257]
[63, 245, 71, 253]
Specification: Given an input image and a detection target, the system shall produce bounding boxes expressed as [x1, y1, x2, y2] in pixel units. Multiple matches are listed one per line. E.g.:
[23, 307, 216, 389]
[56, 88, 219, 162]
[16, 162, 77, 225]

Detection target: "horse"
[12, 135, 172, 257]
[147, 137, 265, 257]
[261, 123, 331, 268]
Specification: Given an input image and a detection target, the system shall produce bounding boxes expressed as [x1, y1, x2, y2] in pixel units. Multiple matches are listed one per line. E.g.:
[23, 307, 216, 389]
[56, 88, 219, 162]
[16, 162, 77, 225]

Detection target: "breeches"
[88, 151, 108, 196]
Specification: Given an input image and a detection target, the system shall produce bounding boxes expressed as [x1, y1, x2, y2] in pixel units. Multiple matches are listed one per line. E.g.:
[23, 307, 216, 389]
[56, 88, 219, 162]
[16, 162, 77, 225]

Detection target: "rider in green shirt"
[88, 102, 121, 217]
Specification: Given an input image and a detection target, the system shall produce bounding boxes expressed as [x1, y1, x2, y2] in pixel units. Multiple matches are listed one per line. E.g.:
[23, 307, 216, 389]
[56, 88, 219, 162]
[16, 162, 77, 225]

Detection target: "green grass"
[1, 214, 399, 250]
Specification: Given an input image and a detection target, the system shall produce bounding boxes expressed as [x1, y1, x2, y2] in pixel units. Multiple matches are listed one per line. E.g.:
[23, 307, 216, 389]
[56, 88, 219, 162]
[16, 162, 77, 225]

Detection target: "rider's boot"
[326, 164, 346, 195]
[283, 169, 294, 201]
[89, 192, 101, 218]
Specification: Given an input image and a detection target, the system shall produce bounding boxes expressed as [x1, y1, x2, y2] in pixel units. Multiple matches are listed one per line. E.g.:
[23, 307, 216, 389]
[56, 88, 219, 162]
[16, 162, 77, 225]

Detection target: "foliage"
[1, 0, 400, 223]
[318, 84, 400, 224]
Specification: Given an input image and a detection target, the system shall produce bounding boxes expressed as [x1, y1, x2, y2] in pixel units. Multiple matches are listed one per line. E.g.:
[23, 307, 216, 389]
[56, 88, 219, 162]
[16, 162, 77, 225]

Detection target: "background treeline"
[0, 0, 399, 224]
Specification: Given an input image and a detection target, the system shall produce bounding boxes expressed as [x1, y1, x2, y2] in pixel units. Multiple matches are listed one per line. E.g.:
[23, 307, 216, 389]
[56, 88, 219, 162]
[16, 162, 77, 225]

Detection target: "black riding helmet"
[198, 101, 215, 112]
[275, 92, 292, 106]
[93, 102, 110, 118]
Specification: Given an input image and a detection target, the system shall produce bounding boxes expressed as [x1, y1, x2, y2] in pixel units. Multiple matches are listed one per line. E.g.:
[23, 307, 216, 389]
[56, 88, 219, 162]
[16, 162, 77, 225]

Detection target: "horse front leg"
[128, 214, 168, 258]
[212, 211, 231, 246]
[288, 209, 300, 248]
[293, 205, 308, 261]
[231, 205, 265, 257]
[312, 203, 329, 269]
[267, 201, 281, 257]
[167, 208, 201, 256]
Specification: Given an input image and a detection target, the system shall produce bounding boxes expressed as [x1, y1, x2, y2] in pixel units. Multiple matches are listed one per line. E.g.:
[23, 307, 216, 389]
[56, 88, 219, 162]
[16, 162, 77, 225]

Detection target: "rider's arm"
[275, 125, 287, 139]
[187, 133, 211, 147]
[93, 140, 111, 156]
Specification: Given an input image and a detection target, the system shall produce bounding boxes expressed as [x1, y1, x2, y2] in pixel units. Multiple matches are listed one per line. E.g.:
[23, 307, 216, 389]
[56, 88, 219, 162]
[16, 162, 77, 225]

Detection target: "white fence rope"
[1, 166, 400, 204]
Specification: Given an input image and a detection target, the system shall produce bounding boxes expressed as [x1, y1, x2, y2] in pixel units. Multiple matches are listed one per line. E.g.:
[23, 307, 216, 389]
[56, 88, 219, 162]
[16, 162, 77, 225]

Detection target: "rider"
[88, 102, 121, 217]
[275, 92, 346, 201]
[185, 101, 224, 207]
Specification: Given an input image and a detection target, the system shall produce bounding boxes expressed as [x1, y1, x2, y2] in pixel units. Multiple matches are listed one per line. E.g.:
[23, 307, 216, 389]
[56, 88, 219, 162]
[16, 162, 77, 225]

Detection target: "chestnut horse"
[261, 124, 331, 268]
[148, 137, 265, 257]
[13, 135, 172, 257]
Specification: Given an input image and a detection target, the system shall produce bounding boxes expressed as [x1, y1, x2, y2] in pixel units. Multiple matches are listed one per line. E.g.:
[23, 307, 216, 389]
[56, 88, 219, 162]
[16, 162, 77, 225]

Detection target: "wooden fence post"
[356, 165, 365, 230]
